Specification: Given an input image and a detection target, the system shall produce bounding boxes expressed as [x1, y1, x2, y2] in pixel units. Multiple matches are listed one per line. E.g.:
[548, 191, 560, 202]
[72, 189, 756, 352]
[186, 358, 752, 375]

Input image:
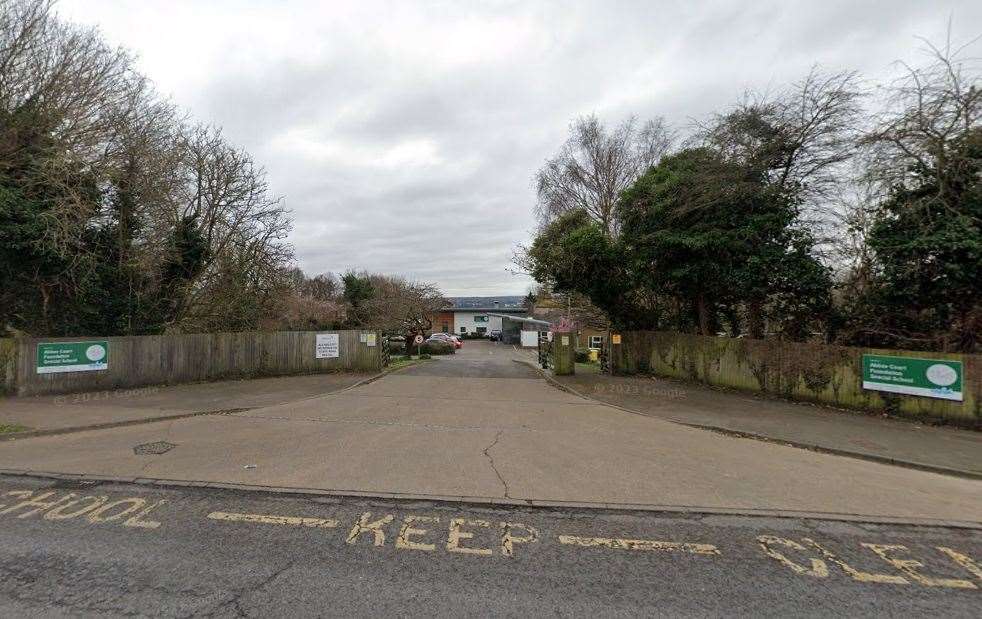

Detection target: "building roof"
[445, 296, 527, 313]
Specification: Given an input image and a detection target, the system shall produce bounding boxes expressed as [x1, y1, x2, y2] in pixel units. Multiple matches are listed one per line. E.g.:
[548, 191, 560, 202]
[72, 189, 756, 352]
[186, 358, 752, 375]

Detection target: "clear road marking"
[757, 536, 980, 589]
[207, 511, 339, 528]
[937, 547, 982, 582]
[558, 534, 719, 555]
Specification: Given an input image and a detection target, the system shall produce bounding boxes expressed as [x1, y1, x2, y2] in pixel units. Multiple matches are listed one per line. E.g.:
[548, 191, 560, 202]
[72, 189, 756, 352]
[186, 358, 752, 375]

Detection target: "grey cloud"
[62, 0, 982, 295]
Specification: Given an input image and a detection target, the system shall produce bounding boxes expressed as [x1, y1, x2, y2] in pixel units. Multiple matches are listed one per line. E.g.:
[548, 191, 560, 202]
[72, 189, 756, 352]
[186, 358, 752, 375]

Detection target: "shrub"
[575, 349, 590, 363]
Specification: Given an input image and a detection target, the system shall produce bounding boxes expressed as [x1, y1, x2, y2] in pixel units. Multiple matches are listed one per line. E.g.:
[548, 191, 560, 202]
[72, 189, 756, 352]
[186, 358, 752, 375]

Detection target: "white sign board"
[315, 333, 340, 359]
[366, 333, 377, 347]
[520, 330, 538, 347]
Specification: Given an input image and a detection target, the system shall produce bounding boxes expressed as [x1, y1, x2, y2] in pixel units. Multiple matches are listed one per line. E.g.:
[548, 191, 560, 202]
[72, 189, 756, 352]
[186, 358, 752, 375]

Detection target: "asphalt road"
[1, 476, 979, 617]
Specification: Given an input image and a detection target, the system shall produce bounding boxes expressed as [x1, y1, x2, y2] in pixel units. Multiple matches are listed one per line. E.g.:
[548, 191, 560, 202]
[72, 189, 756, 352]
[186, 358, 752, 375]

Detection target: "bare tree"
[361, 275, 447, 340]
[704, 68, 863, 220]
[861, 35, 981, 213]
[277, 269, 344, 330]
[0, 0, 298, 336]
[535, 114, 672, 235]
[166, 125, 293, 330]
[0, 0, 164, 330]
[827, 173, 878, 289]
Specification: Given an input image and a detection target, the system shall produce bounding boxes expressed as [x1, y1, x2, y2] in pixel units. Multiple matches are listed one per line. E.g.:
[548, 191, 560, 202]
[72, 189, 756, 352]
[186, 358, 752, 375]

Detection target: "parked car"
[428, 333, 462, 349]
[487, 330, 501, 341]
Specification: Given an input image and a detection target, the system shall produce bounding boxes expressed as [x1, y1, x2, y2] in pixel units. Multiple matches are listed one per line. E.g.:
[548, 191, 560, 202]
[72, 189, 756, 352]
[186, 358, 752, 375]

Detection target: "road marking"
[0, 489, 165, 529]
[347, 512, 394, 546]
[500, 522, 538, 557]
[396, 515, 440, 551]
[758, 536, 980, 589]
[208, 511, 339, 528]
[558, 535, 719, 555]
[447, 518, 493, 556]
[937, 547, 982, 582]
[864, 544, 976, 589]
[757, 535, 828, 577]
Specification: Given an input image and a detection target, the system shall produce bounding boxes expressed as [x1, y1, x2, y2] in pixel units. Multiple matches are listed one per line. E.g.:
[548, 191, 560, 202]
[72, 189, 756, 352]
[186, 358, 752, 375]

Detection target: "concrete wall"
[7, 330, 383, 397]
[610, 331, 980, 426]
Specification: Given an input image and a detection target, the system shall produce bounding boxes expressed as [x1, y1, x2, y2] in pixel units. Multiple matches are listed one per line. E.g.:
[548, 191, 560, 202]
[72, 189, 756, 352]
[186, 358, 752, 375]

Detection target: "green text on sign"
[862, 354, 962, 401]
[36, 341, 109, 374]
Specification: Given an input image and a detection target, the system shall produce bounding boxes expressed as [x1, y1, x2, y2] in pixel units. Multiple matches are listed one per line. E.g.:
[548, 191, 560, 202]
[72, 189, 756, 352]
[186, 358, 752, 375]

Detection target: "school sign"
[862, 354, 963, 401]
[36, 341, 109, 374]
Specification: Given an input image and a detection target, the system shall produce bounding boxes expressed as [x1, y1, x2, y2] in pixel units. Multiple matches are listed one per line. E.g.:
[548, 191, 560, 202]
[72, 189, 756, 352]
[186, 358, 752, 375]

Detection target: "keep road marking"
[207, 511, 339, 528]
[3, 483, 979, 593]
[558, 534, 720, 555]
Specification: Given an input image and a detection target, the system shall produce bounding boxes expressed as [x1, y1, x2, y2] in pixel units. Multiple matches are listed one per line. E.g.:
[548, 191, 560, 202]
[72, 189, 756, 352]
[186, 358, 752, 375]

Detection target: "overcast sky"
[59, 0, 980, 296]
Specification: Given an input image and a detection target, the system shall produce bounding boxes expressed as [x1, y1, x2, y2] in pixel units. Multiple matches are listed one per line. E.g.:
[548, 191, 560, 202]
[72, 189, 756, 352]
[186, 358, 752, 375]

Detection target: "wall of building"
[610, 331, 979, 426]
[431, 312, 455, 334]
[7, 330, 384, 397]
[489, 315, 504, 332]
[454, 311, 494, 335]
[576, 328, 606, 349]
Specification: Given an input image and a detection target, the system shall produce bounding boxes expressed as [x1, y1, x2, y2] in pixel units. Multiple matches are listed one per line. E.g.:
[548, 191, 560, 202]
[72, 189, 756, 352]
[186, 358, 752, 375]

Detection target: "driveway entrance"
[0, 340, 979, 523]
[401, 340, 538, 379]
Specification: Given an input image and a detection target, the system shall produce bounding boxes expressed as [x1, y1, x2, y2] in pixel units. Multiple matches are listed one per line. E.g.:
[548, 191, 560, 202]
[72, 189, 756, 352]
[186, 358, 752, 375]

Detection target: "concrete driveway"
[0, 341, 979, 523]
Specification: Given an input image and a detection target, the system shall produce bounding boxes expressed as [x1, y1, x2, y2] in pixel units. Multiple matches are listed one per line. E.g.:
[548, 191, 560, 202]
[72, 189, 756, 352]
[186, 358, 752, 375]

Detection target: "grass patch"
[386, 357, 429, 372]
[574, 362, 602, 374]
[0, 423, 29, 435]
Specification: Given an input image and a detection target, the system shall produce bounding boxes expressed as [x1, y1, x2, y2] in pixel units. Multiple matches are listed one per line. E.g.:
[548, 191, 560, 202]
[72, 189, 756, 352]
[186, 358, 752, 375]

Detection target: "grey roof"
[450, 307, 528, 313]
[448, 296, 525, 309]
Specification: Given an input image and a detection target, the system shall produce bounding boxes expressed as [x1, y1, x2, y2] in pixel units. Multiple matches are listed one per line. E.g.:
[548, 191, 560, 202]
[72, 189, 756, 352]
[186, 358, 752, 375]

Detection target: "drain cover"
[133, 441, 177, 455]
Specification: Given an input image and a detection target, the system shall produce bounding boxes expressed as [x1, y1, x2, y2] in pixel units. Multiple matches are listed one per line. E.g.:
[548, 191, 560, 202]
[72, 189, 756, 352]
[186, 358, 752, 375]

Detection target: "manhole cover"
[133, 441, 177, 455]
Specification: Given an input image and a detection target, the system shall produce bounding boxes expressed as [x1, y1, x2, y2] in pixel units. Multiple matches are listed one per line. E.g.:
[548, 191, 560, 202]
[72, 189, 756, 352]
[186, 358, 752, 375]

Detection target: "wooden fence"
[609, 331, 979, 426]
[0, 339, 15, 396]
[4, 330, 383, 397]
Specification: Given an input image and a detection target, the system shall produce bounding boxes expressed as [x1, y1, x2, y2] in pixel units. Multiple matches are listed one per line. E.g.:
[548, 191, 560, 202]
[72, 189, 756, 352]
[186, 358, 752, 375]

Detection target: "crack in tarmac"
[203, 558, 298, 618]
[482, 430, 510, 498]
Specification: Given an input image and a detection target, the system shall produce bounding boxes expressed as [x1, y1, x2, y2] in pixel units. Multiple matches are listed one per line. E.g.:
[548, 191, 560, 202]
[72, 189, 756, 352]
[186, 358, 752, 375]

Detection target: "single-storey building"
[431, 296, 530, 336]
[489, 313, 552, 346]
